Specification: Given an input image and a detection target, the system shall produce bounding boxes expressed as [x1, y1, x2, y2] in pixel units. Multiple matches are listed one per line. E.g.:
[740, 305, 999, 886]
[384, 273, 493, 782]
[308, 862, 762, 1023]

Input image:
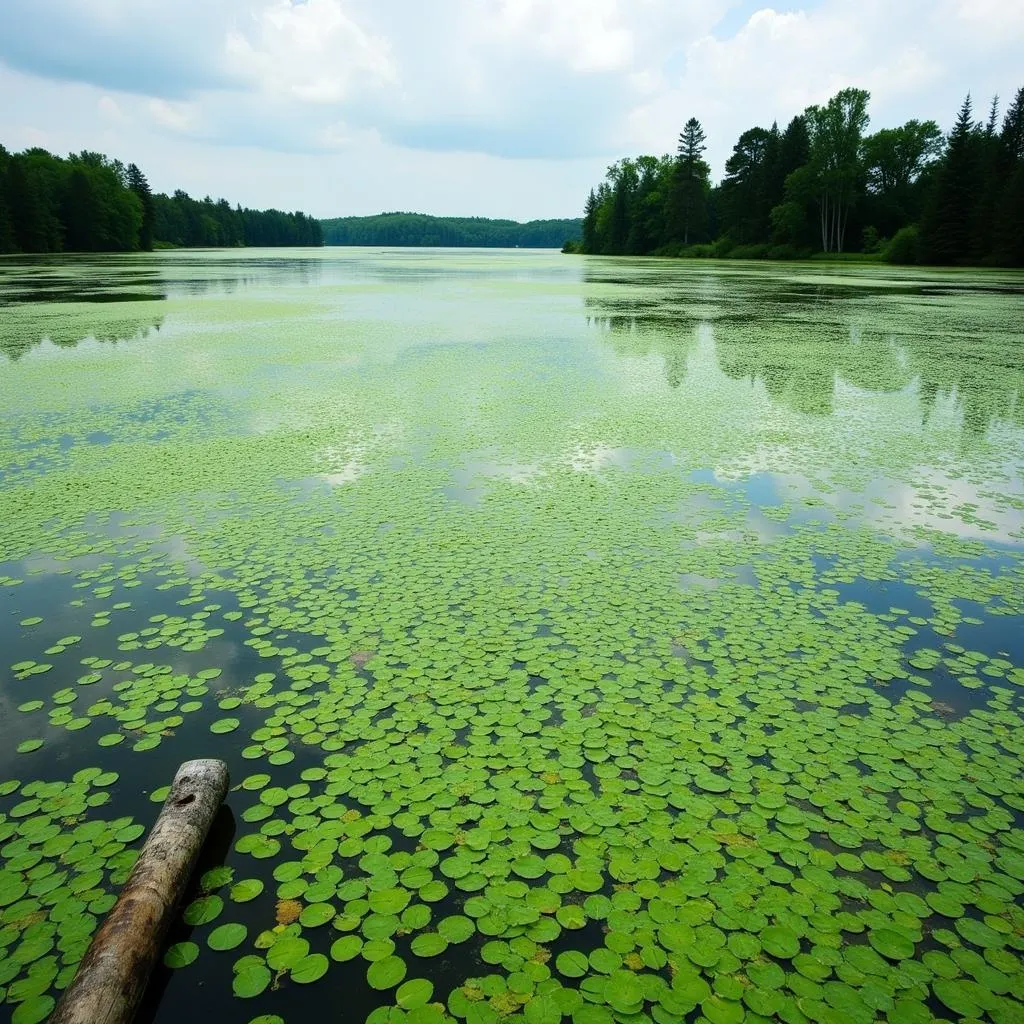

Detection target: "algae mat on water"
[0, 249, 1023, 1024]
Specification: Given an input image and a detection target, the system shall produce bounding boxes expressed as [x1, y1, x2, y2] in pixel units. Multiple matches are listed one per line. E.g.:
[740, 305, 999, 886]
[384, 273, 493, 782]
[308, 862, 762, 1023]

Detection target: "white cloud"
[148, 99, 200, 133]
[0, 0, 1019, 215]
[622, 0, 1020, 170]
[495, 0, 635, 73]
[98, 95, 128, 122]
[224, 0, 397, 104]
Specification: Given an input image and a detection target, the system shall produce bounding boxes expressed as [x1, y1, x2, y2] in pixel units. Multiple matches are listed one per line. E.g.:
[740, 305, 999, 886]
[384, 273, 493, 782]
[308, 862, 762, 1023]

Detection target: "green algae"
[0, 250, 1023, 1024]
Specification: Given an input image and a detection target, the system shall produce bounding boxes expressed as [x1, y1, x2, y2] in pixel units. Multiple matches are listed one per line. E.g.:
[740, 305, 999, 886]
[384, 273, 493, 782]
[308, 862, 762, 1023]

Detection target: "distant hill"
[320, 212, 582, 249]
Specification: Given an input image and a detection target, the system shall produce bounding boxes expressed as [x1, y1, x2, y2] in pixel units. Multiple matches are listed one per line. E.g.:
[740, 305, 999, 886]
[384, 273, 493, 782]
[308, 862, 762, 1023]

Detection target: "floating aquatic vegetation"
[0, 771, 143, 1024]
[0, 251, 1022, 1024]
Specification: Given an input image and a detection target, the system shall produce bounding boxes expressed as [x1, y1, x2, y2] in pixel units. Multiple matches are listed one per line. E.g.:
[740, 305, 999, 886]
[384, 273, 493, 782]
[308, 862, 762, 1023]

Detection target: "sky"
[0, 0, 1021, 221]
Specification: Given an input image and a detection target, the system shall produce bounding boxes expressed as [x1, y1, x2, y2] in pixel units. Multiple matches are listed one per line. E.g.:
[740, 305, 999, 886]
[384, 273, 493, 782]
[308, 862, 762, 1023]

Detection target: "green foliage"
[920, 87, 1024, 266]
[804, 87, 871, 252]
[0, 249, 1023, 1023]
[920, 95, 983, 263]
[883, 224, 921, 264]
[0, 144, 323, 254]
[659, 118, 714, 248]
[577, 84, 1024, 266]
[153, 190, 323, 248]
[320, 213, 581, 248]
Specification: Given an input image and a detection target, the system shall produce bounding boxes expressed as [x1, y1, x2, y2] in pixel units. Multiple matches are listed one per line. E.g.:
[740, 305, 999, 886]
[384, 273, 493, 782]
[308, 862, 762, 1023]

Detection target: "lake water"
[1, 249, 1022, 1024]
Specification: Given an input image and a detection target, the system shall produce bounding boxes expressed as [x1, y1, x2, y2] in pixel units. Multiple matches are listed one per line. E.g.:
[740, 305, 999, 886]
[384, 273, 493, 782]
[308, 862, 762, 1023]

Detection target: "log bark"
[50, 758, 230, 1024]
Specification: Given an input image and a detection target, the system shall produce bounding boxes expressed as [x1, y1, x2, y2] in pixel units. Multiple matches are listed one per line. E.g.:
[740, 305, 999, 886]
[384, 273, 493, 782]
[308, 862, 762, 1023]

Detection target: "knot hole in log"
[176, 794, 196, 806]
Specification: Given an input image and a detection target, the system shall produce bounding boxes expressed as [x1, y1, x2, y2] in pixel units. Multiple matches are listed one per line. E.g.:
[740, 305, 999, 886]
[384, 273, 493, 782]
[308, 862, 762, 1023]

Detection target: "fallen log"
[50, 758, 230, 1024]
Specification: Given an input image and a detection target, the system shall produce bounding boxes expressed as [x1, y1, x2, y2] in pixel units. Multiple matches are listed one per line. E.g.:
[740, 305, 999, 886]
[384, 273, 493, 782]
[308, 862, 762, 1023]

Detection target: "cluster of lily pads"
[1, 252, 1022, 1024]
[0, 770, 142, 1024]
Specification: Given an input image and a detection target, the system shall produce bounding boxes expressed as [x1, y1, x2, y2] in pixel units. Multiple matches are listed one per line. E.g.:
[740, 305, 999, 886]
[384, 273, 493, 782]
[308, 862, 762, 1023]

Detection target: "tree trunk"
[50, 759, 230, 1024]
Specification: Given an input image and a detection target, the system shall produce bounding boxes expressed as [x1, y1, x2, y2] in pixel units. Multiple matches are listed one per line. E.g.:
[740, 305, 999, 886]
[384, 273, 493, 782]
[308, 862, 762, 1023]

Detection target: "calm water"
[1, 249, 1022, 1024]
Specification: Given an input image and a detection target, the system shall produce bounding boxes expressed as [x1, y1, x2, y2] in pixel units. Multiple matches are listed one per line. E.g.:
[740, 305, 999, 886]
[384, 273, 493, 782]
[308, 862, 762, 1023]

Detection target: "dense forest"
[0, 145, 322, 253]
[321, 213, 582, 248]
[573, 86, 1024, 265]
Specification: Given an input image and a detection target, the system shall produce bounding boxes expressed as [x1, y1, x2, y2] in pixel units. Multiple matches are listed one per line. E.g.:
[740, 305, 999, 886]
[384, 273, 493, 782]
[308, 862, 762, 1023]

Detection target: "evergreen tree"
[970, 96, 1003, 258]
[0, 142, 322, 253]
[670, 117, 710, 245]
[127, 163, 155, 251]
[7, 155, 61, 252]
[921, 95, 984, 263]
[719, 127, 772, 243]
[778, 116, 810, 181]
[626, 156, 668, 254]
[606, 161, 637, 255]
[993, 87, 1024, 265]
[0, 146, 15, 252]
[581, 190, 599, 253]
[766, 116, 814, 248]
[572, 83, 1022, 265]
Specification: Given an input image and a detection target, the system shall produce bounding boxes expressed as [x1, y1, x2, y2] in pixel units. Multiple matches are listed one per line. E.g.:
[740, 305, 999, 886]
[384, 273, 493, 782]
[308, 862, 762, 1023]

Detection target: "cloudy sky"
[0, 0, 1020, 220]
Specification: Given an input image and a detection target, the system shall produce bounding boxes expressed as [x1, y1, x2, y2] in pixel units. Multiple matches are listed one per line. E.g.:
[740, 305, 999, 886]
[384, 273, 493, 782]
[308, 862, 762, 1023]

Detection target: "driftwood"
[50, 758, 230, 1024]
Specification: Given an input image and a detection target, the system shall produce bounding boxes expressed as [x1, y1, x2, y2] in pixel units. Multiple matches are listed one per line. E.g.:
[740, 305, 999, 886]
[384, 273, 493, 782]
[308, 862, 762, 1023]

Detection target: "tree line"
[321, 212, 582, 248]
[572, 86, 1024, 266]
[0, 145, 323, 253]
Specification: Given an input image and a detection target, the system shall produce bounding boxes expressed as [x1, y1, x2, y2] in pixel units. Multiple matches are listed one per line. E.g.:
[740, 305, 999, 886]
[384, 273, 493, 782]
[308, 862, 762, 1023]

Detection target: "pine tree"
[581, 190, 599, 253]
[671, 117, 710, 245]
[605, 161, 636, 255]
[921, 95, 984, 264]
[127, 163, 155, 250]
[0, 146, 15, 252]
[720, 127, 772, 243]
[994, 86, 1024, 265]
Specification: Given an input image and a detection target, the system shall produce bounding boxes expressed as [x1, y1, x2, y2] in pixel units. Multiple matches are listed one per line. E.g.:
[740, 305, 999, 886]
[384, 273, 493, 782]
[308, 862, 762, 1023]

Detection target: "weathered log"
[50, 758, 230, 1024]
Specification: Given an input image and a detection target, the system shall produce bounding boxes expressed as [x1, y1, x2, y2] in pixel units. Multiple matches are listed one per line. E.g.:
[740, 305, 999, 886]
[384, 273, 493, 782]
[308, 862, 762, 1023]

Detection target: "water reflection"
[0, 314, 165, 360]
[584, 266, 1024, 435]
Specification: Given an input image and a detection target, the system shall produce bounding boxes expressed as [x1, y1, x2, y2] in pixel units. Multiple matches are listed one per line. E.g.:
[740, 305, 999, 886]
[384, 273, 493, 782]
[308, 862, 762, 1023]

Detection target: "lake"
[1, 248, 1022, 1024]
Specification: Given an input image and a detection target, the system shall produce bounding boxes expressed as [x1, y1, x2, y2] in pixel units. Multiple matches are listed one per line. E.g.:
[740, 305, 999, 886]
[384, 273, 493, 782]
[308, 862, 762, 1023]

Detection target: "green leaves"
[291, 953, 329, 984]
[232, 961, 271, 999]
[437, 915, 474, 943]
[397, 978, 434, 1010]
[868, 928, 915, 961]
[266, 935, 309, 972]
[299, 903, 335, 928]
[11, 995, 54, 1024]
[556, 951, 589, 978]
[330, 935, 363, 962]
[230, 878, 264, 903]
[3, 253, 1024, 1024]
[164, 941, 200, 968]
[410, 932, 448, 958]
[367, 955, 407, 990]
[208, 923, 248, 951]
[183, 895, 223, 927]
[368, 888, 410, 915]
[761, 925, 800, 959]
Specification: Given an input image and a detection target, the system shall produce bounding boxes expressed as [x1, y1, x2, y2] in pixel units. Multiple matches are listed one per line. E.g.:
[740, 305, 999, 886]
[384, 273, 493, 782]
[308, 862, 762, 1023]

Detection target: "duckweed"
[1, 251, 1022, 1024]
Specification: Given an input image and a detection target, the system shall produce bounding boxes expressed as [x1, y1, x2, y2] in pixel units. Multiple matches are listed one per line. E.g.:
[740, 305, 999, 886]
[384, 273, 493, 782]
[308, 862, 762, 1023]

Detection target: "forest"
[573, 86, 1024, 265]
[0, 145, 323, 253]
[321, 213, 582, 248]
